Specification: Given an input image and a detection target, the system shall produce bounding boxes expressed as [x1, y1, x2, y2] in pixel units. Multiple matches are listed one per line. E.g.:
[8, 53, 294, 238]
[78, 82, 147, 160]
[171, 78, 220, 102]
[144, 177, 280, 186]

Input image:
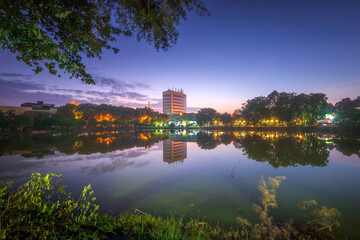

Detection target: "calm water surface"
[1, 131, 359, 239]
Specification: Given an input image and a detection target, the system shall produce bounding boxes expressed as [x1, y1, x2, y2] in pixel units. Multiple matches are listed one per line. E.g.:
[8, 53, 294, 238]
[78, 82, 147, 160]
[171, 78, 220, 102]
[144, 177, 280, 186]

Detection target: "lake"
[1, 130, 359, 239]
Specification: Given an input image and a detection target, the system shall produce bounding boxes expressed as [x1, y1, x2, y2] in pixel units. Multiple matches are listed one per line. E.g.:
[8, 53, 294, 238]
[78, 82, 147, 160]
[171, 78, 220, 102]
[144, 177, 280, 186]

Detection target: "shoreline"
[0, 125, 355, 137]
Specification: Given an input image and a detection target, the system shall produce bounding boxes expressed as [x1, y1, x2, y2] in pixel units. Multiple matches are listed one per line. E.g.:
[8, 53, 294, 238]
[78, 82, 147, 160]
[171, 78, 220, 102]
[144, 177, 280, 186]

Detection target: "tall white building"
[162, 89, 186, 114]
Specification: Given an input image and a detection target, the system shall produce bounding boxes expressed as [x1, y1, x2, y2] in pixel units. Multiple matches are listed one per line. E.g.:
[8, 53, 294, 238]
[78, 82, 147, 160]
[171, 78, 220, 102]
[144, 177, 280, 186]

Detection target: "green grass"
[0, 173, 338, 239]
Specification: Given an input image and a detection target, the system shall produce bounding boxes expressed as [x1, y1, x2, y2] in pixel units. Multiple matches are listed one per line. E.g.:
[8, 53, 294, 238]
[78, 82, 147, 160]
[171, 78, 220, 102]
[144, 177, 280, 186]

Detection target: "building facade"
[162, 89, 186, 114]
[0, 101, 57, 115]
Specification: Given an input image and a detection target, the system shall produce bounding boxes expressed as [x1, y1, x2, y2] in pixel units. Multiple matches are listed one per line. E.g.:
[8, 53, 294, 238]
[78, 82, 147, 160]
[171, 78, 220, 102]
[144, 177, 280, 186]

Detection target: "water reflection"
[194, 131, 338, 167]
[0, 131, 360, 239]
[163, 140, 187, 164]
[0, 131, 168, 157]
[1, 131, 359, 169]
[234, 133, 329, 168]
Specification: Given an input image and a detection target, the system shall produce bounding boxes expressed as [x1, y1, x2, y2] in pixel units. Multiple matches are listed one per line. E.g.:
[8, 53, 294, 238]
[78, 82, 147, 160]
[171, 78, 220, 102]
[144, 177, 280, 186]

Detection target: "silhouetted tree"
[14, 114, 33, 131]
[220, 113, 233, 126]
[196, 108, 218, 126]
[1, 0, 209, 83]
[0, 111, 9, 130]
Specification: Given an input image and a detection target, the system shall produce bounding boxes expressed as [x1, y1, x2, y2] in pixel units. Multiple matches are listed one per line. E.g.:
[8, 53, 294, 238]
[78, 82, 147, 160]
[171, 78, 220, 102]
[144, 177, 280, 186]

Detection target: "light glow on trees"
[95, 114, 115, 122]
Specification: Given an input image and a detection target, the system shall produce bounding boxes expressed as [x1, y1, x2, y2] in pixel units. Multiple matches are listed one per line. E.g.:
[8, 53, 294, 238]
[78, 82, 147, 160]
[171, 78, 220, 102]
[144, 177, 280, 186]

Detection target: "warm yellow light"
[139, 115, 151, 124]
[72, 109, 83, 119]
[95, 114, 115, 122]
[139, 133, 148, 140]
[72, 141, 83, 149]
[96, 137, 115, 145]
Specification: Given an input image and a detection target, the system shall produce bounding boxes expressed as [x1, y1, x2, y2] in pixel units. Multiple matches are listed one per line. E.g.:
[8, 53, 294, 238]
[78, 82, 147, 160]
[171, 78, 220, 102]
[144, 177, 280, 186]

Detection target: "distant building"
[163, 140, 187, 164]
[0, 106, 32, 116]
[21, 101, 56, 110]
[0, 101, 57, 115]
[163, 89, 186, 114]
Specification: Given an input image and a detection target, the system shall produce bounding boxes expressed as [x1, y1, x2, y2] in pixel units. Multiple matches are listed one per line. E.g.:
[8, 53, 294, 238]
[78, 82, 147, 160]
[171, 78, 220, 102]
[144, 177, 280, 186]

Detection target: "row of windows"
[172, 100, 186, 103]
[172, 98, 186, 101]
[163, 103, 186, 107]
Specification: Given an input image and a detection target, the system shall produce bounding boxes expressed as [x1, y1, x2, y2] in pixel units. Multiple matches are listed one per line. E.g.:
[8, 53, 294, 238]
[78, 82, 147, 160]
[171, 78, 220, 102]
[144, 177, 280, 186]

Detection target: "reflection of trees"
[0, 138, 34, 157]
[196, 132, 219, 150]
[220, 133, 233, 145]
[234, 134, 329, 167]
[334, 134, 360, 158]
[0, 132, 168, 157]
[55, 132, 168, 155]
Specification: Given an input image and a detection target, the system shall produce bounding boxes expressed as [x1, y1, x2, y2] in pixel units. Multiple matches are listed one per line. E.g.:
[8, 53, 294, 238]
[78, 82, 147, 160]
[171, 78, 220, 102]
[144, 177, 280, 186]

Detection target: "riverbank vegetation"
[0, 92, 359, 133]
[1, 130, 358, 164]
[197, 92, 359, 131]
[0, 172, 341, 239]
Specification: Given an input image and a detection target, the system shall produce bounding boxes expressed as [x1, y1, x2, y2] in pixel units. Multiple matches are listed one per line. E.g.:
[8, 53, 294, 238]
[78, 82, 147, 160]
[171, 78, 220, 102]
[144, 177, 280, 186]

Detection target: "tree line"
[0, 103, 169, 131]
[196, 91, 360, 130]
[0, 91, 359, 131]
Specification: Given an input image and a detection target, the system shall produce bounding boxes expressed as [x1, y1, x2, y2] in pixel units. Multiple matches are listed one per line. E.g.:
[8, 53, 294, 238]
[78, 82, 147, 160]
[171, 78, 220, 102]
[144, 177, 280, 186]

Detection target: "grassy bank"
[0, 173, 339, 239]
[0, 173, 243, 240]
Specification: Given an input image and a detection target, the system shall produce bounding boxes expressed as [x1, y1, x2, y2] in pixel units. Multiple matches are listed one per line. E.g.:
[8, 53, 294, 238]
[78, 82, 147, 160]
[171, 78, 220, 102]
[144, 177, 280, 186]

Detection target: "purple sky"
[1, 0, 360, 113]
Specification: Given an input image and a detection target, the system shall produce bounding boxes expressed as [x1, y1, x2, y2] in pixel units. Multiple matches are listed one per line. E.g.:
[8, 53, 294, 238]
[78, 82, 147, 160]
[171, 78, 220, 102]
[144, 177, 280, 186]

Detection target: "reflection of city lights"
[139, 133, 151, 140]
[72, 141, 83, 149]
[96, 137, 115, 145]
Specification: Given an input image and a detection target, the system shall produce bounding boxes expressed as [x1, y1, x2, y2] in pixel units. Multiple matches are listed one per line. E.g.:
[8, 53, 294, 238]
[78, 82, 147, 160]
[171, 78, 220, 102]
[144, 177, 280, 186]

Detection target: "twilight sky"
[1, 0, 360, 113]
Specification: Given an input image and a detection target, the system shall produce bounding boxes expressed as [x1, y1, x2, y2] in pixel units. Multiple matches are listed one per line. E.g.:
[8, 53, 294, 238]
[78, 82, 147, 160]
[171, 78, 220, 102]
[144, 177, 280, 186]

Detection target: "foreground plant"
[0, 173, 115, 239]
[0, 173, 242, 239]
[298, 200, 341, 232]
[237, 176, 341, 240]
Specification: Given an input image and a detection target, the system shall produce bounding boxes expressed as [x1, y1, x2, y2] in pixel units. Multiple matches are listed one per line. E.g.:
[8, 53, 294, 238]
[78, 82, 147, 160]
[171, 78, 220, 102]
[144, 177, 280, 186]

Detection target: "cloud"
[0, 72, 34, 79]
[0, 72, 161, 111]
[96, 76, 135, 90]
[187, 107, 200, 113]
[0, 78, 45, 91]
[116, 91, 147, 100]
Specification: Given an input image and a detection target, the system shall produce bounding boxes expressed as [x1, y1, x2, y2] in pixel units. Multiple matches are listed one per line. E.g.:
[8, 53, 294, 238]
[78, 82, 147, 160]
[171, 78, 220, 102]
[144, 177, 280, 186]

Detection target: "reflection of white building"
[163, 140, 187, 164]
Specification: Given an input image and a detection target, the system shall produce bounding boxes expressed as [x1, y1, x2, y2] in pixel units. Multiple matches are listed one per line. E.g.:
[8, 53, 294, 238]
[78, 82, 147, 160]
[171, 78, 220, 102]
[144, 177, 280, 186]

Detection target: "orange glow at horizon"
[68, 101, 80, 106]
